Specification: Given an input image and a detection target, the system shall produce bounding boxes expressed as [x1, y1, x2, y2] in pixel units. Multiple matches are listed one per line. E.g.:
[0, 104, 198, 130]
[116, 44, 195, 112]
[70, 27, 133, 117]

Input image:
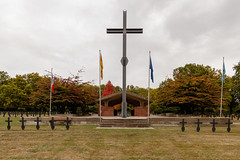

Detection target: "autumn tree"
[101, 81, 116, 97]
[154, 64, 231, 114]
[232, 61, 240, 113]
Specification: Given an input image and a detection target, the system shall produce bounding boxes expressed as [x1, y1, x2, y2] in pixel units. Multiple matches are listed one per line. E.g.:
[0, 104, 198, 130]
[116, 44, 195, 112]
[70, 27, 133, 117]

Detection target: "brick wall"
[134, 107, 148, 116]
[101, 106, 114, 116]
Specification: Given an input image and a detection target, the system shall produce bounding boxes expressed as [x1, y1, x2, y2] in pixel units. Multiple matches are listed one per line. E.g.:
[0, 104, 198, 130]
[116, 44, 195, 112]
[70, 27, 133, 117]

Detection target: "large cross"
[107, 10, 143, 118]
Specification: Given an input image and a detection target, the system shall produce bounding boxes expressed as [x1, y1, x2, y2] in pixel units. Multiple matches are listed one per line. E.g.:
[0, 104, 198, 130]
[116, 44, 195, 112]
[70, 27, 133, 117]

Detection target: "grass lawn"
[0, 117, 240, 160]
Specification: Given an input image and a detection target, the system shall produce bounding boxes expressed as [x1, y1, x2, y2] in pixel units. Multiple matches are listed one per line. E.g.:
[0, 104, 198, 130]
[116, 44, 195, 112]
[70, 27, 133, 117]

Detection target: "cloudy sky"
[1, 0, 240, 88]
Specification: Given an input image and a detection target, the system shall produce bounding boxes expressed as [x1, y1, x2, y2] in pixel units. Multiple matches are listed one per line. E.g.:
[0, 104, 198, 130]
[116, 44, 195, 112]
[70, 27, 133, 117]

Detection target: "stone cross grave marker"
[64, 117, 71, 130]
[225, 119, 233, 133]
[180, 119, 187, 132]
[34, 117, 42, 130]
[107, 10, 143, 118]
[49, 117, 56, 130]
[5, 117, 12, 130]
[195, 119, 203, 132]
[19, 117, 27, 130]
[210, 119, 218, 132]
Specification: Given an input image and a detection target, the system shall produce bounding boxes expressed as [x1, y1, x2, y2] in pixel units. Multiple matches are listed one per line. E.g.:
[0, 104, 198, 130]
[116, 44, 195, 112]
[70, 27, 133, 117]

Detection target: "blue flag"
[150, 56, 154, 83]
[223, 61, 226, 83]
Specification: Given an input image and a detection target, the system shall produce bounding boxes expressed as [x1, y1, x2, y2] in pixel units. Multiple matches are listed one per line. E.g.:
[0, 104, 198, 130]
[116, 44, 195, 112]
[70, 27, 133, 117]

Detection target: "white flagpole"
[220, 57, 224, 117]
[50, 68, 53, 116]
[148, 51, 151, 124]
[99, 50, 102, 123]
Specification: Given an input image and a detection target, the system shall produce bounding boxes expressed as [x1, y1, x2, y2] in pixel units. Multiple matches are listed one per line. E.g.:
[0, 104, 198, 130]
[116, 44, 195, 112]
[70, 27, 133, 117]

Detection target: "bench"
[49, 117, 72, 125]
[48, 117, 71, 121]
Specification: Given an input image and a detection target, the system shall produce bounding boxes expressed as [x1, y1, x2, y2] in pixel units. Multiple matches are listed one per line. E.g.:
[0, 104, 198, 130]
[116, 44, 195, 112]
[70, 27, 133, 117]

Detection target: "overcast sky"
[1, 0, 240, 88]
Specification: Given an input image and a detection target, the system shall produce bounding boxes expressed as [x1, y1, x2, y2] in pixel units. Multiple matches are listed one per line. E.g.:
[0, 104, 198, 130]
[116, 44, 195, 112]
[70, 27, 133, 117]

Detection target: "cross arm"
[107, 28, 143, 34]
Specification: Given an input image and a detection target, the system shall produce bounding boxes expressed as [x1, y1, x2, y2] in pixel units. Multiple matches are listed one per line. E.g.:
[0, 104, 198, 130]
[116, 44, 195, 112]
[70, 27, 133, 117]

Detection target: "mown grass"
[0, 116, 240, 159]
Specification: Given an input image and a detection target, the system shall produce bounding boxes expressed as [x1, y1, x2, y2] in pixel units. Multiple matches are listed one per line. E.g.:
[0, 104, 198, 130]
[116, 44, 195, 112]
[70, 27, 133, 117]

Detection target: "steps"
[99, 117, 150, 128]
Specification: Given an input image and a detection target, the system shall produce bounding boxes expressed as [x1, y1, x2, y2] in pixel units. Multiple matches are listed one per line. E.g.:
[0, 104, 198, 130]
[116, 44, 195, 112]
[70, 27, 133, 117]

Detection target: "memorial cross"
[49, 117, 56, 130]
[8, 111, 11, 117]
[210, 119, 218, 132]
[21, 111, 23, 117]
[5, 117, 12, 130]
[195, 119, 203, 132]
[64, 117, 71, 130]
[19, 117, 27, 130]
[34, 117, 42, 130]
[14, 112, 17, 117]
[225, 119, 233, 133]
[39, 111, 41, 117]
[107, 10, 143, 118]
[3, 111, 5, 117]
[179, 119, 187, 132]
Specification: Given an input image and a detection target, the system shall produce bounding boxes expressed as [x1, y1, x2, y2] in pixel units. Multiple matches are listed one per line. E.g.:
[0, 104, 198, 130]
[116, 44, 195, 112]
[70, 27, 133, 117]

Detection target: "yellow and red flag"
[100, 53, 103, 80]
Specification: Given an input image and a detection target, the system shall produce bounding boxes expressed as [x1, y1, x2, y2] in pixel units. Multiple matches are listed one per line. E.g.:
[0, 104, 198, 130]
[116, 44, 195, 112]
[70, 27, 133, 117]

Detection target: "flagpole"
[50, 68, 53, 116]
[220, 57, 224, 117]
[148, 51, 151, 124]
[99, 50, 102, 123]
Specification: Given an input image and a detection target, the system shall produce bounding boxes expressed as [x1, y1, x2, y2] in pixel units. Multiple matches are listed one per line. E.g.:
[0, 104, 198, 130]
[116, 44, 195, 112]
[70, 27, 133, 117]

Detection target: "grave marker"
[64, 117, 71, 130]
[5, 117, 12, 130]
[225, 119, 233, 133]
[49, 117, 56, 130]
[34, 117, 42, 130]
[210, 119, 218, 132]
[180, 119, 187, 132]
[195, 119, 202, 132]
[19, 117, 27, 130]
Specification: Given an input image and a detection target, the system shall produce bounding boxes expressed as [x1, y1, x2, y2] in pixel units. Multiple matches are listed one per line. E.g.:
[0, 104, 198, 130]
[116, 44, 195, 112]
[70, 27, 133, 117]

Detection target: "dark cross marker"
[64, 117, 71, 130]
[19, 117, 27, 130]
[5, 117, 12, 130]
[210, 119, 218, 132]
[49, 117, 56, 130]
[3, 111, 6, 117]
[14, 112, 17, 117]
[231, 115, 234, 120]
[8, 111, 11, 117]
[195, 119, 203, 132]
[34, 117, 42, 130]
[225, 119, 233, 133]
[21, 111, 23, 117]
[39, 111, 41, 117]
[180, 119, 187, 132]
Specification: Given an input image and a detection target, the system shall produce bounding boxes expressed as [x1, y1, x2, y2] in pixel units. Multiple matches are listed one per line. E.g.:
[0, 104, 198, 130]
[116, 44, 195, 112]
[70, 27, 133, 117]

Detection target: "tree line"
[1, 62, 240, 115]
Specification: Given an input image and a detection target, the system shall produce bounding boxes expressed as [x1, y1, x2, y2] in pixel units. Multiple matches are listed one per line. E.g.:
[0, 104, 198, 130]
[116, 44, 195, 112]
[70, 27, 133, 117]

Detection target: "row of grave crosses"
[4, 117, 71, 130]
[0, 111, 71, 117]
[180, 119, 232, 132]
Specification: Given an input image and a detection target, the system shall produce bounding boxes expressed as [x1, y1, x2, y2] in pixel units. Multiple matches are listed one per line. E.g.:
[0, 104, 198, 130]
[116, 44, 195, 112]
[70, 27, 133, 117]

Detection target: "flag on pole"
[223, 60, 226, 83]
[100, 53, 103, 80]
[51, 72, 54, 92]
[149, 55, 154, 83]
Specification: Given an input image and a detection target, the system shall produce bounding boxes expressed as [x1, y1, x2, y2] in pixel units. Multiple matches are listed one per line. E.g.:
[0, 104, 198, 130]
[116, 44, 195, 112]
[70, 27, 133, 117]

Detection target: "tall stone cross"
[107, 10, 143, 118]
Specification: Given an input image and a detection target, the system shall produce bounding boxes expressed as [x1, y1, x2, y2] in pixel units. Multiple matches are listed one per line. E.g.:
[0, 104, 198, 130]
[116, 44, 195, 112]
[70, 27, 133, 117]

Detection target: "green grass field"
[1, 117, 240, 160]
